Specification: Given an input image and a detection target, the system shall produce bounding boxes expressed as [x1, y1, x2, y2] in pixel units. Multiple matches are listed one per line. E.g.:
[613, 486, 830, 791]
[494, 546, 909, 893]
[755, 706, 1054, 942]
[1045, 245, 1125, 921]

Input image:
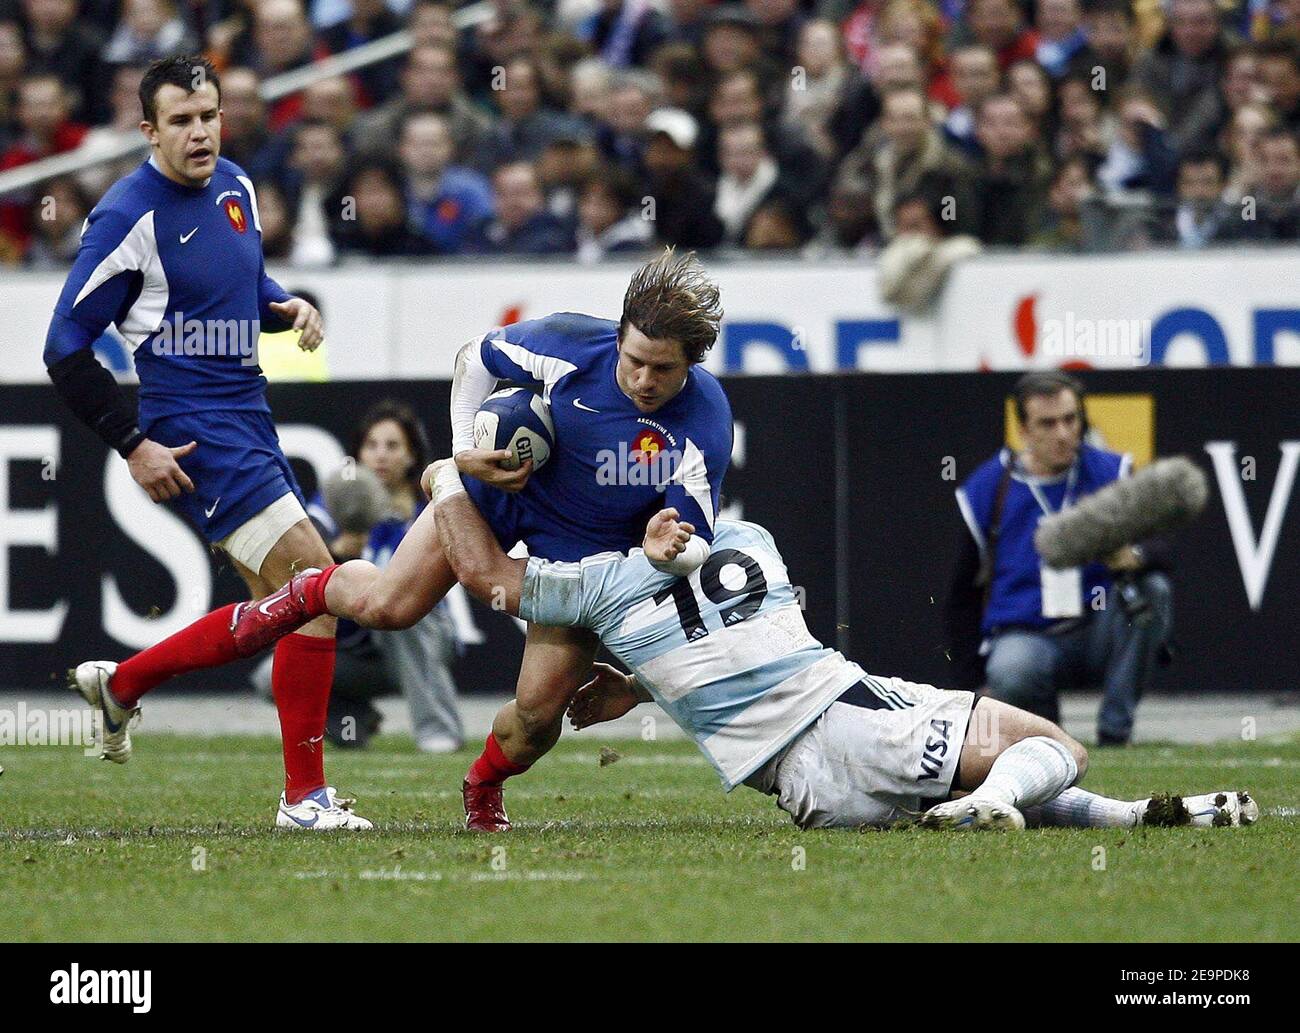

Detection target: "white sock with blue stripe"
[974, 736, 1079, 810]
[1023, 787, 1141, 828]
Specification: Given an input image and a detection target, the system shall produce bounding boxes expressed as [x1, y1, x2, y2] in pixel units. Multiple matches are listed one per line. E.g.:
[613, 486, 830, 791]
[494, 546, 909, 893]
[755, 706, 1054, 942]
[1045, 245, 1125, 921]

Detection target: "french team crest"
[224, 197, 248, 233]
[630, 428, 668, 464]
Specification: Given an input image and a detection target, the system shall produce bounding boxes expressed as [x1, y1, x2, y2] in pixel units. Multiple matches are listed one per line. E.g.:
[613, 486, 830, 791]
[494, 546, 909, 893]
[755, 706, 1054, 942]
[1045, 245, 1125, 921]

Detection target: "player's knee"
[515, 700, 563, 749]
[1066, 737, 1089, 780]
[357, 588, 419, 630]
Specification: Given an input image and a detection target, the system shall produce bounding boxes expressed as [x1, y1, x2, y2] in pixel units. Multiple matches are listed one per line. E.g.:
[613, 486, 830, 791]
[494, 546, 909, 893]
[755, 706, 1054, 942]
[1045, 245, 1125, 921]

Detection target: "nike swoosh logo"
[180, 227, 198, 243]
[281, 808, 319, 828]
[257, 584, 292, 616]
[204, 497, 220, 518]
[573, 398, 600, 412]
[98, 674, 122, 733]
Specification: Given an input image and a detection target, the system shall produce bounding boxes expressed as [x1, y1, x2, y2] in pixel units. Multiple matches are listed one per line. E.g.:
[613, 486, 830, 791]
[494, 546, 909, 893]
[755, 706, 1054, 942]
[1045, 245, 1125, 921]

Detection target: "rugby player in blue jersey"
[46, 56, 370, 829]
[421, 460, 1260, 832]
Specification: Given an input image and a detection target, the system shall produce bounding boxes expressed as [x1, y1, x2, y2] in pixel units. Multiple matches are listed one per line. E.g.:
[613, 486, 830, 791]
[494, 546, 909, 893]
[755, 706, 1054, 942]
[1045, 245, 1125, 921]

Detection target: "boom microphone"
[321, 464, 389, 534]
[1034, 455, 1209, 568]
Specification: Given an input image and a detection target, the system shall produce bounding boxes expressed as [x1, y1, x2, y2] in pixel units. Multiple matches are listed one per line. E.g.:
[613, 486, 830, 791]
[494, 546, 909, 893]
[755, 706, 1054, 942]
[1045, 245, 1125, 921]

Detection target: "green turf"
[1, 732, 1297, 941]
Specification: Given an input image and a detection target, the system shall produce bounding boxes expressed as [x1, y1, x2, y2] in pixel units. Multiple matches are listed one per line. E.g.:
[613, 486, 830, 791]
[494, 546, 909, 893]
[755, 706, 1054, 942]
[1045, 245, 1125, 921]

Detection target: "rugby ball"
[474, 388, 555, 471]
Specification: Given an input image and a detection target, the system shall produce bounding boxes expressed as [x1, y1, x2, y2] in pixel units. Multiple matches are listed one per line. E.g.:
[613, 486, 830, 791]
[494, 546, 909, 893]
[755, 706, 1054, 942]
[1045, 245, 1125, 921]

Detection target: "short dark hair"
[1178, 148, 1228, 178]
[140, 55, 220, 125]
[619, 249, 723, 364]
[1013, 370, 1085, 424]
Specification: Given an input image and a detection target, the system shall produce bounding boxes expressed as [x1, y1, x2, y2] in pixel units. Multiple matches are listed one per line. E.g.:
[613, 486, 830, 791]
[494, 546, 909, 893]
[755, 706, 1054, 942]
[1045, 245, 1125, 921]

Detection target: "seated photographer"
[256, 401, 464, 752]
[944, 371, 1173, 746]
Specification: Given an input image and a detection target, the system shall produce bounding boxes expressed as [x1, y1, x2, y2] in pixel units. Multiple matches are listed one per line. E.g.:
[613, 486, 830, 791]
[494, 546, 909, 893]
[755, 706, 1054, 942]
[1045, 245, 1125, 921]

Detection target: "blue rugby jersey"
[477, 313, 733, 552]
[520, 519, 867, 789]
[956, 443, 1131, 633]
[44, 156, 291, 426]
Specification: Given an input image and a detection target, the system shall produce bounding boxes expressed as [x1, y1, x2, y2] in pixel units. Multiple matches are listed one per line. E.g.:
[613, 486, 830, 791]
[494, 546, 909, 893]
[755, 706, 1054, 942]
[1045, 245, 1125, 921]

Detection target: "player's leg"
[921, 698, 1086, 830]
[463, 625, 600, 831]
[229, 499, 459, 653]
[251, 518, 369, 829]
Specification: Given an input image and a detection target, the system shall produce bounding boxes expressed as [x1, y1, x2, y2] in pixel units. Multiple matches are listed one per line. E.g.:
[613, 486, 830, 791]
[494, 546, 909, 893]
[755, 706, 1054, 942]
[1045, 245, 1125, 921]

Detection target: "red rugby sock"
[465, 733, 531, 787]
[112, 603, 242, 707]
[272, 632, 335, 804]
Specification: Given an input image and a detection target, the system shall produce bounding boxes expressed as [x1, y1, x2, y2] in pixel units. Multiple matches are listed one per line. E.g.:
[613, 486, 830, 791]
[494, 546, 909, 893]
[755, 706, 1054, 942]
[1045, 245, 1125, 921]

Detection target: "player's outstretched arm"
[643, 508, 697, 567]
[424, 459, 526, 615]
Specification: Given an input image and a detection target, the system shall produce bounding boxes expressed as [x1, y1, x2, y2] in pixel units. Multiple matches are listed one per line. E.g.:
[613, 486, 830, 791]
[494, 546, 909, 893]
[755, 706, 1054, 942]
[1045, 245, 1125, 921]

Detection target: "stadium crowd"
[1, 0, 1298, 269]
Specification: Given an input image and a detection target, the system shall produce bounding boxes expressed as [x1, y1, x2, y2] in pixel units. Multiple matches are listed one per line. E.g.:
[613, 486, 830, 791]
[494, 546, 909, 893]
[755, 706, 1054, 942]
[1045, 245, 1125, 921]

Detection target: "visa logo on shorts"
[918, 719, 953, 781]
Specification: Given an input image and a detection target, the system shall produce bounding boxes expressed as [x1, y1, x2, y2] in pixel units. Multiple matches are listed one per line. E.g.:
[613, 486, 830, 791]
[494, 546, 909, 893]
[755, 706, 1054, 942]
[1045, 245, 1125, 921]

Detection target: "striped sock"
[976, 736, 1079, 810]
[1023, 787, 1142, 828]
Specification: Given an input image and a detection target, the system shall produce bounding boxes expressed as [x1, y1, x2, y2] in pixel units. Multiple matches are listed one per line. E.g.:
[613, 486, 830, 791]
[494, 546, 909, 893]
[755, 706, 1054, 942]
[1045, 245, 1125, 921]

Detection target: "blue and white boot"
[276, 786, 374, 830]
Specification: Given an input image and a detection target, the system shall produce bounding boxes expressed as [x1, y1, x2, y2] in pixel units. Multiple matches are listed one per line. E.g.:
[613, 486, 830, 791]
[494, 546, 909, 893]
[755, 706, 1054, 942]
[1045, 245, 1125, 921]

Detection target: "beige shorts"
[745, 679, 976, 829]
[216, 492, 308, 574]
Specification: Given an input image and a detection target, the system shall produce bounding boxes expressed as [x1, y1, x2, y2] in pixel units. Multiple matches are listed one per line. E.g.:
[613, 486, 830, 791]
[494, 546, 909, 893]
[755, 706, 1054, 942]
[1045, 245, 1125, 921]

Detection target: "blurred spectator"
[577, 0, 669, 68]
[283, 118, 349, 266]
[1163, 149, 1240, 246]
[319, 0, 404, 104]
[75, 63, 147, 198]
[595, 68, 658, 172]
[941, 44, 1000, 153]
[102, 0, 196, 67]
[839, 85, 971, 238]
[352, 44, 491, 165]
[537, 136, 599, 219]
[468, 159, 574, 254]
[569, 56, 614, 122]
[217, 67, 284, 180]
[1054, 71, 1111, 161]
[0, 74, 87, 255]
[642, 106, 725, 246]
[237, 0, 331, 129]
[878, 183, 981, 310]
[574, 161, 653, 260]
[1129, 0, 1234, 155]
[253, 177, 294, 259]
[966, 0, 1040, 72]
[335, 158, 437, 256]
[1094, 86, 1177, 196]
[398, 109, 494, 253]
[1257, 39, 1300, 133]
[19, 0, 108, 123]
[804, 177, 877, 255]
[664, 0, 710, 48]
[743, 195, 809, 248]
[301, 75, 362, 141]
[650, 40, 710, 113]
[408, 0, 457, 50]
[1074, 0, 1133, 88]
[1033, 0, 1086, 78]
[715, 121, 784, 242]
[781, 18, 856, 160]
[476, 55, 591, 169]
[1007, 58, 1053, 136]
[1031, 153, 1096, 250]
[1239, 127, 1300, 238]
[0, 21, 24, 146]
[1219, 43, 1264, 116]
[23, 173, 85, 266]
[701, 5, 778, 87]
[746, 0, 805, 66]
[958, 92, 1052, 244]
[1221, 99, 1275, 200]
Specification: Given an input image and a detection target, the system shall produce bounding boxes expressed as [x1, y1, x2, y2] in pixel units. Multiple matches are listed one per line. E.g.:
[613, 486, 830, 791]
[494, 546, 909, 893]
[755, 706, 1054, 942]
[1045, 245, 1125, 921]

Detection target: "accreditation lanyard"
[1025, 460, 1084, 618]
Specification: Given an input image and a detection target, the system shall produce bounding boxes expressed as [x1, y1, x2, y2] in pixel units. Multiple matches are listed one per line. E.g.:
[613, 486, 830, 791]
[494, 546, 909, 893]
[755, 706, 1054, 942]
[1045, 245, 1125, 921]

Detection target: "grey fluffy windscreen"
[1034, 456, 1210, 568]
[321, 465, 389, 534]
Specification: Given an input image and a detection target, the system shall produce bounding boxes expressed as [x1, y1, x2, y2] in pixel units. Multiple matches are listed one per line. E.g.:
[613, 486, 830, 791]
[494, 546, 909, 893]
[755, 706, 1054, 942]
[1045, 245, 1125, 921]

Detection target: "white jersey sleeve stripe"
[671, 438, 715, 531]
[73, 209, 170, 347]
[236, 175, 263, 233]
[490, 339, 577, 404]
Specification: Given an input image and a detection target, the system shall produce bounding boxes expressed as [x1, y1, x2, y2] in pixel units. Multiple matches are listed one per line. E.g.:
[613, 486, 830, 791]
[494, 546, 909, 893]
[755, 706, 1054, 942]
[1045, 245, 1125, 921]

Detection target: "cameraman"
[943, 371, 1173, 745]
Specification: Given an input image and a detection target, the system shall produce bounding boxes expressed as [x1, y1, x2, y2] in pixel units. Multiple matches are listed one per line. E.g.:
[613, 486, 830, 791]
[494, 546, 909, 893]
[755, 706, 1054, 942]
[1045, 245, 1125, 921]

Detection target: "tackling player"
[423, 459, 1259, 832]
[46, 56, 370, 829]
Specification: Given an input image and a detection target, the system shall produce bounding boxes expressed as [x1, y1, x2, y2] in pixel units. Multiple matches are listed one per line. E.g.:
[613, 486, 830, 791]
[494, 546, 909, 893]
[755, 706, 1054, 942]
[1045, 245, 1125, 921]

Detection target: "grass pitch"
[1, 732, 1297, 942]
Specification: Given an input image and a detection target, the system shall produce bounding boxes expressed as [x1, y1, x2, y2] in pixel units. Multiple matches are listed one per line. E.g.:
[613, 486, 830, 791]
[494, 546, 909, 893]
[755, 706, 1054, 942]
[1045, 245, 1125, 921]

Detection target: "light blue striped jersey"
[519, 519, 866, 788]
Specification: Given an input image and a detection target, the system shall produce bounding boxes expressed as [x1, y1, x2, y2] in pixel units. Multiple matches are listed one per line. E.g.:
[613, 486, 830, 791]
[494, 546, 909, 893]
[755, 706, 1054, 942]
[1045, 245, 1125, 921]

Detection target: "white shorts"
[216, 492, 308, 574]
[744, 678, 976, 829]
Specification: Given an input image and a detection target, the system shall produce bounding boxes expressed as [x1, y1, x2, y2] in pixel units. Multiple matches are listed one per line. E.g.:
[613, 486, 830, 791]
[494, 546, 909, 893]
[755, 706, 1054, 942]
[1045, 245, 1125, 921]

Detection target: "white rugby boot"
[1141, 790, 1260, 828]
[276, 786, 374, 830]
[69, 660, 139, 764]
[921, 796, 1026, 831]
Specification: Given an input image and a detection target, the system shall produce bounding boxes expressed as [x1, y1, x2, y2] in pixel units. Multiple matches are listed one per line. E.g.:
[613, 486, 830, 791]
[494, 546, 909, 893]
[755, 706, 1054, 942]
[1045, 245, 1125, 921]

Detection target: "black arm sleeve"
[47, 348, 145, 458]
[942, 529, 988, 690]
